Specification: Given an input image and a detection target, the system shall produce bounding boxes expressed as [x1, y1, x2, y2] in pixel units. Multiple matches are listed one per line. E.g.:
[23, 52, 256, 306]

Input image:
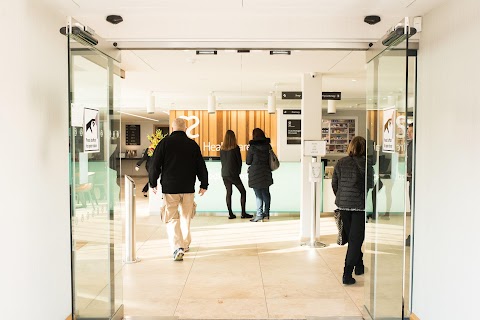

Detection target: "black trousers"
[340, 210, 365, 267]
[223, 176, 246, 214]
[142, 182, 149, 193]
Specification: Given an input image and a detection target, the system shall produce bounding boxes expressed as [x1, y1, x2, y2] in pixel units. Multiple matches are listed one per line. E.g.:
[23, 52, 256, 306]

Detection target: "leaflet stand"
[304, 141, 327, 248]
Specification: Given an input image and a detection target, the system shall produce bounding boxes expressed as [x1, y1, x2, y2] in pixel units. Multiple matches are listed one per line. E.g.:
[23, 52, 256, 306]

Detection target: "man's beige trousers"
[160, 193, 196, 252]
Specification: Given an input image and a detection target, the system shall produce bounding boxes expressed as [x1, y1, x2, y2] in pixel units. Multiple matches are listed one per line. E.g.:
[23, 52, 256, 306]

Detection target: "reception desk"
[147, 160, 408, 215]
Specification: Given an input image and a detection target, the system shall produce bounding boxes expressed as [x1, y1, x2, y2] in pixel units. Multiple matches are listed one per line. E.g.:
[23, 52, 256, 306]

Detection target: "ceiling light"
[208, 93, 216, 114]
[118, 112, 159, 122]
[270, 50, 291, 55]
[268, 92, 276, 114]
[351, 79, 357, 82]
[327, 100, 337, 114]
[196, 50, 217, 55]
[147, 93, 155, 114]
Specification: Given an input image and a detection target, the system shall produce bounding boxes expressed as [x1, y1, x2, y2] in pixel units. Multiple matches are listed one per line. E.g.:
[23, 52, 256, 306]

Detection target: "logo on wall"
[382, 107, 396, 153]
[84, 107, 100, 153]
[179, 115, 200, 138]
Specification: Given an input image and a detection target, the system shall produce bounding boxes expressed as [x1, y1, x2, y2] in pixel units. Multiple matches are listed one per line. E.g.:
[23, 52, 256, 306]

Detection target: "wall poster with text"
[84, 107, 100, 153]
[382, 107, 396, 153]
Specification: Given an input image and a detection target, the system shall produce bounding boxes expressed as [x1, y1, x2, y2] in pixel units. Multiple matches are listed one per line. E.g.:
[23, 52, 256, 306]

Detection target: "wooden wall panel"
[170, 110, 277, 159]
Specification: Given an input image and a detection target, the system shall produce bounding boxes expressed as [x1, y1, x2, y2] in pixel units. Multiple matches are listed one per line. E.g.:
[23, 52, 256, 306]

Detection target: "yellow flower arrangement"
[146, 129, 166, 156]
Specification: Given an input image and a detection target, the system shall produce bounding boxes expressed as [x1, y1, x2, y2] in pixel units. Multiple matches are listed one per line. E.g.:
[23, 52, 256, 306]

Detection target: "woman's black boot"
[342, 266, 356, 285]
[228, 213, 236, 219]
[241, 212, 253, 219]
[355, 264, 365, 275]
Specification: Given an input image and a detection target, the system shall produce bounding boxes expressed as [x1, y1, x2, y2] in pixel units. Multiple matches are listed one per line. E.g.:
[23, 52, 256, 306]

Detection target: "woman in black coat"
[220, 130, 253, 220]
[332, 136, 372, 285]
[246, 128, 273, 222]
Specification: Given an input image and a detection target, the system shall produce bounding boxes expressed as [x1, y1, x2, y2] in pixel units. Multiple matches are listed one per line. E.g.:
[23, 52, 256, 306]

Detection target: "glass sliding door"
[66, 18, 123, 319]
[364, 18, 416, 319]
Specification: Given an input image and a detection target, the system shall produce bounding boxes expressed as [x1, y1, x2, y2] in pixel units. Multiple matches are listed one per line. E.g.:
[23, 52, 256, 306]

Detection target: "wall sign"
[322, 92, 342, 100]
[382, 107, 396, 153]
[283, 109, 301, 114]
[287, 119, 301, 144]
[282, 91, 303, 99]
[125, 124, 141, 145]
[304, 140, 327, 156]
[84, 107, 100, 153]
[179, 115, 200, 138]
[281, 92, 342, 100]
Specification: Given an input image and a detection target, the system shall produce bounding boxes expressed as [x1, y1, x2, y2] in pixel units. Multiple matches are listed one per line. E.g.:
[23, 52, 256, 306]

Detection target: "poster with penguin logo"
[84, 107, 100, 153]
[382, 107, 396, 153]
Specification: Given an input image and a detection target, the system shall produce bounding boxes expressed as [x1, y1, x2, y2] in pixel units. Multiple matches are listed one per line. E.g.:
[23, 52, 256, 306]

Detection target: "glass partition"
[68, 29, 123, 319]
[364, 21, 416, 319]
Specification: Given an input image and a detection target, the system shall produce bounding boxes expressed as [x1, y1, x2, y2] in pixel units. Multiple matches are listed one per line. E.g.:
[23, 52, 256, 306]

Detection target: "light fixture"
[327, 100, 337, 114]
[208, 93, 216, 114]
[268, 92, 276, 114]
[196, 50, 217, 55]
[147, 93, 155, 114]
[270, 50, 291, 55]
[118, 111, 159, 122]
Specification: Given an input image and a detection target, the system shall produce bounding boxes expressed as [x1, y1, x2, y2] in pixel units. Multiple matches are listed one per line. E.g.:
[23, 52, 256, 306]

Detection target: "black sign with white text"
[287, 119, 301, 145]
[322, 92, 342, 100]
[126, 124, 141, 145]
[283, 110, 301, 115]
[282, 91, 303, 99]
[282, 91, 342, 100]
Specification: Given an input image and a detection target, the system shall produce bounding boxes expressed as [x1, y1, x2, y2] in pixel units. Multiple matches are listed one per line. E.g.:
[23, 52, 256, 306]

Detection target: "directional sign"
[282, 91, 342, 100]
[322, 92, 342, 100]
[282, 91, 303, 99]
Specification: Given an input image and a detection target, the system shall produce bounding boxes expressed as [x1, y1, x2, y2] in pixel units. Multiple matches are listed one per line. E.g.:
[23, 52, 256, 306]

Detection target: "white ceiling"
[52, 0, 446, 121]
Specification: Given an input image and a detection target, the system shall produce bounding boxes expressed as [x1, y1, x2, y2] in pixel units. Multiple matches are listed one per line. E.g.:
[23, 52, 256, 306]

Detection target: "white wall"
[0, 1, 71, 319]
[413, 0, 480, 318]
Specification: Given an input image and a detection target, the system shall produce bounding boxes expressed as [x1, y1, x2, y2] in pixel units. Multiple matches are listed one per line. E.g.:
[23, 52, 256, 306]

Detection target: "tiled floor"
[123, 192, 366, 319]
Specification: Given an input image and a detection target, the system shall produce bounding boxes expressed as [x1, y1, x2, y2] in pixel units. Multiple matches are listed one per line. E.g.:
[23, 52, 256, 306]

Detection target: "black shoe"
[241, 213, 253, 219]
[355, 265, 365, 275]
[228, 214, 237, 219]
[405, 235, 411, 247]
[342, 275, 356, 285]
[343, 266, 356, 285]
[264, 213, 270, 220]
[250, 216, 264, 222]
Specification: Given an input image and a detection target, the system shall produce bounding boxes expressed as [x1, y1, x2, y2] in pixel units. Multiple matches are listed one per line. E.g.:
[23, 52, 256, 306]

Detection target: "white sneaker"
[173, 248, 184, 261]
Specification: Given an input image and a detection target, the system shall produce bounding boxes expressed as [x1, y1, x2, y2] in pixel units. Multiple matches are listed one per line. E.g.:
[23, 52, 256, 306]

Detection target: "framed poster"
[382, 107, 396, 153]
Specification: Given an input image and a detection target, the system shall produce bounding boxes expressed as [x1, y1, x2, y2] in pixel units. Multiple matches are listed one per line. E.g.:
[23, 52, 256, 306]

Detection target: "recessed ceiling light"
[196, 50, 217, 55]
[270, 50, 291, 55]
[351, 79, 357, 82]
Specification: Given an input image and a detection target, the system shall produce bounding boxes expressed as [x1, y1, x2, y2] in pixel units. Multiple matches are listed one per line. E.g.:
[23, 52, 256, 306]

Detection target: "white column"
[300, 73, 323, 242]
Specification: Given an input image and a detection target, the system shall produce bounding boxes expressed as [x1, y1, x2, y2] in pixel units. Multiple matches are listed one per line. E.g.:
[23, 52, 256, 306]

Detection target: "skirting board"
[411, 313, 420, 320]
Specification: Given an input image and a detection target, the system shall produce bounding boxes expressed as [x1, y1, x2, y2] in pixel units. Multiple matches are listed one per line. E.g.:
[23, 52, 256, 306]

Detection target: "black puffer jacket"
[220, 146, 242, 177]
[332, 156, 367, 210]
[246, 138, 273, 189]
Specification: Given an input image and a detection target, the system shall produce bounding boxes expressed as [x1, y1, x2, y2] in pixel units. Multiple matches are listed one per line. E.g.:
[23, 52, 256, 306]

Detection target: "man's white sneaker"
[173, 248, 184, 261]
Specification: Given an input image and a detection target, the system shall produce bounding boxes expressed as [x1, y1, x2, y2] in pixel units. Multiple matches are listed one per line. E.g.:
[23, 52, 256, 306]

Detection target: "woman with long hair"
[220, 130, 253, 219]
[246, 128, 274, 222]
[332, 136, 372, 285]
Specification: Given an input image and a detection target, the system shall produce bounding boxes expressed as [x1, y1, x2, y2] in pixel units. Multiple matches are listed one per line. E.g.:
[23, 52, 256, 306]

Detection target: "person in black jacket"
[136, 148, 150, 197]
[149, 118, 209, 261]
[332, 136, 372, 285]
[220, 130, 253, 220]
[246, 128, 273, 222]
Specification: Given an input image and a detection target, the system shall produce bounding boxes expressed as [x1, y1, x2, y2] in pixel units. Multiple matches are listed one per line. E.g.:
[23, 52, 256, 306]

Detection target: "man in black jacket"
[149, 118, 209, 261]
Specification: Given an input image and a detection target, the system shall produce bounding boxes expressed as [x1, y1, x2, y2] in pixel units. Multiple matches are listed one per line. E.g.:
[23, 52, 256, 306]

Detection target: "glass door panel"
[68, 25, 123, 319]
[365, 20, 415, 319]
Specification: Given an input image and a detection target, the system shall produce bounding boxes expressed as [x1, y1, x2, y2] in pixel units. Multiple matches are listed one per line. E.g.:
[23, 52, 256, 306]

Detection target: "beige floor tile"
[266, 298, 362, 318]
[175, 298, 268, 319]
